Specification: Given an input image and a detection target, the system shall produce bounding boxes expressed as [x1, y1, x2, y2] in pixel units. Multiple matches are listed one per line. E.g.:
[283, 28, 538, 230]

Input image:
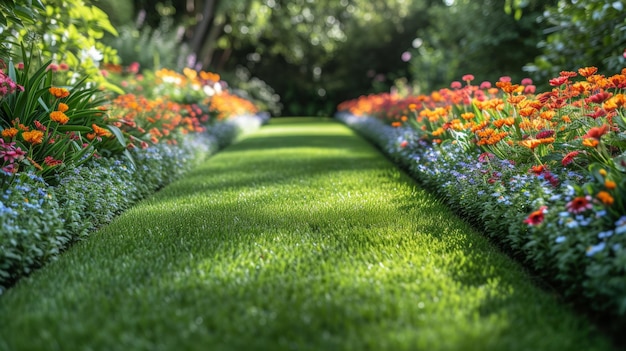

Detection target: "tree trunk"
[187, 0, 220, 68]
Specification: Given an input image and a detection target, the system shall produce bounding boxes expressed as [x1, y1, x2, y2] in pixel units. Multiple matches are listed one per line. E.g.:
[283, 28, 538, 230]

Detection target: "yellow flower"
[50, 111, 69, 124]
[582, 138, 599, 148]
[22, 130, 44, 144]
[596, 191, 614, 206]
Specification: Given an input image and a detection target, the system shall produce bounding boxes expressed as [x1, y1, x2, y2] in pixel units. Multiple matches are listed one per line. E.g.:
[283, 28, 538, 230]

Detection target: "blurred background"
[94, 0, 626, 116]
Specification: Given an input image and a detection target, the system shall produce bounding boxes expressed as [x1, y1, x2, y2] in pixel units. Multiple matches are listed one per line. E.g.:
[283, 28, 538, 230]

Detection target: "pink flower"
[462, 74, 475, 83]
[524, 85, 536, 94]
[450, 81, 462, 89]
[566, 196, 592, 214]
[499, 76, 511, 83]
[521, 78, 533, 86]
[479, 81, 492, 89]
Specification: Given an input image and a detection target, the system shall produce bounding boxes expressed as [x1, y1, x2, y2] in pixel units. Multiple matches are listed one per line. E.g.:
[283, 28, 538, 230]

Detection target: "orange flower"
[519, 107, 536, 117]
[22, 130, 44, 144]
[596, 191, 614, 206]
[539, 110, 556, 121]
[49, 87, 70, 98]
[578, 67, 598, 77]
[50, 111, 69, 124]
[391, 121, 402, 127]
[603, 94, 625, 111]
[92, 124, 112, 137]
[57, 103, 69, 112]
[519, 139, 542, 150]
[605, 180, 617, 190]
[507, 95, 526, 104]
[582, 138, 599, 148]
[1, 127, 18, 138]
[461, 112, 475, 120]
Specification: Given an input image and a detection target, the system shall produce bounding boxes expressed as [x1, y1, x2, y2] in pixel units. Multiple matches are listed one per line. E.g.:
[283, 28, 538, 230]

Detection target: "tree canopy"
[96, 0, 626, 115]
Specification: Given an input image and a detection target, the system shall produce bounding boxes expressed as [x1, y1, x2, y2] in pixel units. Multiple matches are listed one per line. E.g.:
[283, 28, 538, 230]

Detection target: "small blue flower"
[598, 230, 613, 239]
[586, 242, 606, 256]
[555, 236, 566, 243]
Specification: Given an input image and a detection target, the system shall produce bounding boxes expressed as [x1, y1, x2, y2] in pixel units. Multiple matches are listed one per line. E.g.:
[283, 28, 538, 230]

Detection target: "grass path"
[0, 117, 615, 350]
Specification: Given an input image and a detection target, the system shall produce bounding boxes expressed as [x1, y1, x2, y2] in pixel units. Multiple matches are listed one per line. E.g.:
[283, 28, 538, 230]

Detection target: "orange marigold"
[57, 103, 69, 113]
[596, 191, 614, 206]
[49, 87, 70, 98]
[578, 67, 598, 78]
[1, 127, 18, 138]
[92, 124, 112, 137]
[50, 111, 69, 124]
[605, 180, 617, 190]
[22, 130, 44, 144]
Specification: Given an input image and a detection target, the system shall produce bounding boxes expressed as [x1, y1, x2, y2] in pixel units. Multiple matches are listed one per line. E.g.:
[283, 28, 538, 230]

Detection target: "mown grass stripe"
[0, 117, 615, 351]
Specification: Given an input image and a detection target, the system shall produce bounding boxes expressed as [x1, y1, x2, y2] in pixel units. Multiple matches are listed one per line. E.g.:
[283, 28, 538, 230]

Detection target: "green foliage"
[525, 0, 626, 83]
[407, 0, 548, 92]
[0, 0, 45, 51]
[104, 15, 189, 70]
[1, 0, 120, 88]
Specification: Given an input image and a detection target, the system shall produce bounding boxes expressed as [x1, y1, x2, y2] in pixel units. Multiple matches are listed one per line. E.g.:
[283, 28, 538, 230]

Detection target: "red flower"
[587, 91, 612, 104]
[562, 151, 580, 166]
[549, 76, 569, 86]
[566, 196, 592, 214]
[535, 130, 555, 139]
[530, 165, 546, 175]
[43, 156, 63, 167]
[400, 140, 409, 148]
[583, 124, 609, 140]
[524, 206, 547, 226]
[585, 108, 607, 119]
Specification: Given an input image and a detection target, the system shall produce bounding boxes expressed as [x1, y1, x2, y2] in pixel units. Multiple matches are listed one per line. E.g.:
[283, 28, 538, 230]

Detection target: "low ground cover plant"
[0, 54, 263, 292]
[337, 67, 626, 329]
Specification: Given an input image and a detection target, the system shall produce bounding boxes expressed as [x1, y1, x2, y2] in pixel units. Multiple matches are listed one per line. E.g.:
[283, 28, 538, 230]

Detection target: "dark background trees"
[95, 0, 626, 116]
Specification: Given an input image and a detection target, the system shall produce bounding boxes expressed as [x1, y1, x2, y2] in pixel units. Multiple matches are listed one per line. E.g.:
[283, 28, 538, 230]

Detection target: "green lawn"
[0, 117, 615, 351]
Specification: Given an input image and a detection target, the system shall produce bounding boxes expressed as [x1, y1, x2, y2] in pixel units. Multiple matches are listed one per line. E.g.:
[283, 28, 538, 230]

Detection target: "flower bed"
[1, 57, 265, 292]
[337, 68, 626, 327]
